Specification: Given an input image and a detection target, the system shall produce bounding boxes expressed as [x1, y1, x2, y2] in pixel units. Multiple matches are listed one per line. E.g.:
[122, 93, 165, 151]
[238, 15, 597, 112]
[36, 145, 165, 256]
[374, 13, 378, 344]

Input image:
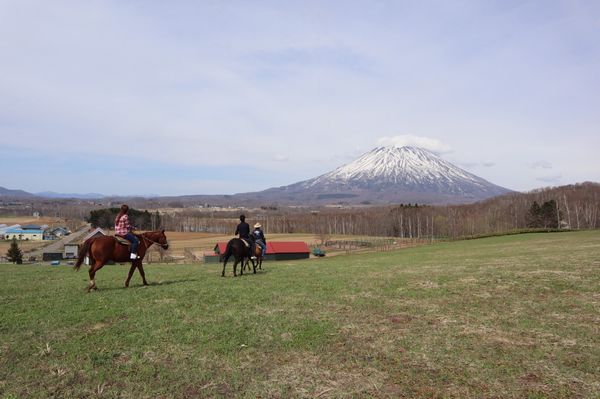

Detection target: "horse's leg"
[221, 257, 228, 277]
[136, 261, 149, 286]
[87, 261, 103, 292]
[240, 257, 244, 276]
[87, 267, 95, 293]
[233, 258, 238, 277]
[125, 263, 136, 287]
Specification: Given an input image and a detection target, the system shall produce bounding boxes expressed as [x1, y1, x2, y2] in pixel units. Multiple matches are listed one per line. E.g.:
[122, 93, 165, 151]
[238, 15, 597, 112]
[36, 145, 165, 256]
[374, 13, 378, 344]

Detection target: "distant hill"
[0, 186, 35, 198]
[34, 191, 106, 199]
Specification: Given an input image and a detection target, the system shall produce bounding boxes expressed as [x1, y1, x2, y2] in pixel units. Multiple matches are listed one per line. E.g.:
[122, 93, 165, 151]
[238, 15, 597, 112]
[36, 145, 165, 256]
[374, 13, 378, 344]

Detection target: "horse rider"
[251, 222, 267, 260]
[115, 204, 140, 260]
[235, 214, 251, 242]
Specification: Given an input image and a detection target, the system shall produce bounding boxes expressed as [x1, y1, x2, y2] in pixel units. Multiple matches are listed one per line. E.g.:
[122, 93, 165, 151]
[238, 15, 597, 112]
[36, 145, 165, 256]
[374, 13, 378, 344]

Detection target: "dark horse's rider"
[115, 204, 140, 260]
[235, 214, 250, 241]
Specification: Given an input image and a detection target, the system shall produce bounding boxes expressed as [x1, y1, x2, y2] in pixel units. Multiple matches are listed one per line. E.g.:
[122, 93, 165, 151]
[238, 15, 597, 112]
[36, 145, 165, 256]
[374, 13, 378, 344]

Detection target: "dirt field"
[160, 231, 420, 261]
[0, 216, 63, 226]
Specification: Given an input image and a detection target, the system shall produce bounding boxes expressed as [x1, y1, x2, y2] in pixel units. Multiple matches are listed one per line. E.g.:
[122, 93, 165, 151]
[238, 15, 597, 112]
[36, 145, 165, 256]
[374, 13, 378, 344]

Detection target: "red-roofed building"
[206, 241, 311, 263]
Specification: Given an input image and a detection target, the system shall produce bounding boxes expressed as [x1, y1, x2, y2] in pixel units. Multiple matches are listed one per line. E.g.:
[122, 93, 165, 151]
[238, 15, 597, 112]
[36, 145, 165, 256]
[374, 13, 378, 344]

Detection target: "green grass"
[1, 231, 599, 398]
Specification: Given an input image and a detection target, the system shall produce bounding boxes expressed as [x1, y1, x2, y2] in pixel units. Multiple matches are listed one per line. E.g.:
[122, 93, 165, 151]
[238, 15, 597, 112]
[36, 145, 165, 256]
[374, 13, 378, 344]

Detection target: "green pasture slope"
[1, 231, 599, 398]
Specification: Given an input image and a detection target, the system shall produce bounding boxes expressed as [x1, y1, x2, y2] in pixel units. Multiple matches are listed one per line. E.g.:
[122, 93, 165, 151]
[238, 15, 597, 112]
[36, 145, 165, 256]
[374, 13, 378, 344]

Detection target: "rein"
[141, 233, 168, 249]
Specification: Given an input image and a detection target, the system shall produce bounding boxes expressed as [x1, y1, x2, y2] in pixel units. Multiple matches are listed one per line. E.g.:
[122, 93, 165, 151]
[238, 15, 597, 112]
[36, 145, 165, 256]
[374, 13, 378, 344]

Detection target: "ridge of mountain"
[243, 146, 512, 205]
[0, 186, 36, 198]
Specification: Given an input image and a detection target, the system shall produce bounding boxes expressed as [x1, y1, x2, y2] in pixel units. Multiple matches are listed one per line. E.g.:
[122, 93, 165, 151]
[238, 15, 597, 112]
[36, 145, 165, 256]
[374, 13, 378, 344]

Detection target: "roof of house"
[82, 227, 107, 242]
[5, 228, 45, 234]
[268, 242, 311, 253]
[22, 224, 43, 230]
[0, 224, 19, 233]
[214, 241, 310, 255]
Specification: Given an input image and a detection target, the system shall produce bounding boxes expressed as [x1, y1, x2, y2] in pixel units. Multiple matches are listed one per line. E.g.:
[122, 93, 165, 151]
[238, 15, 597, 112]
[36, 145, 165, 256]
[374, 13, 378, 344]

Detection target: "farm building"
[0, 224, 20, 238]
[206, 241, 311, 263]
[81, 227, 107, 242]
[79, 228, 108, 265]
[4, 225, 46, 241]
[63, 243, 79, 259]
[51, 227, 70, 237]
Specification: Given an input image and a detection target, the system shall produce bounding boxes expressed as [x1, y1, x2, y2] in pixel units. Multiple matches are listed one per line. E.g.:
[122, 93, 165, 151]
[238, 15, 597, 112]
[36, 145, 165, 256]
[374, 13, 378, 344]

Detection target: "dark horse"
[221, 238, 256, 277]
[74, 230, 169, 292]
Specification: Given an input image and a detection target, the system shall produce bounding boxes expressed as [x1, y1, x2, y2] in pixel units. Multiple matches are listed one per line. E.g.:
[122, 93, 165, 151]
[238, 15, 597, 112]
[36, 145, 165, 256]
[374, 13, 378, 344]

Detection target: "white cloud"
[376, 135, 452, 154]
[536, 174, 562, 184]
[530, 161, 553, 169]
[272, 154, 289, 162]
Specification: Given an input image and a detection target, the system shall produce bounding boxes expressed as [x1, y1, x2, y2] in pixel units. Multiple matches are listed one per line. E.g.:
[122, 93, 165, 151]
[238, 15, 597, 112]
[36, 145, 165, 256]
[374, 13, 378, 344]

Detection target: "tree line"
[87, 208, 162, 230]
[156, 182, 600, 239]
[10, 182, 599, 240]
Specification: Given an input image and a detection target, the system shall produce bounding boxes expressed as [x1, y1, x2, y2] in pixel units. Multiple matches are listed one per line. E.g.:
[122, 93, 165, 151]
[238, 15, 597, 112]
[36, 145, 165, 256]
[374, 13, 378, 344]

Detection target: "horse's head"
[157, 229, 169, 250]
[146, 229, 169, 250]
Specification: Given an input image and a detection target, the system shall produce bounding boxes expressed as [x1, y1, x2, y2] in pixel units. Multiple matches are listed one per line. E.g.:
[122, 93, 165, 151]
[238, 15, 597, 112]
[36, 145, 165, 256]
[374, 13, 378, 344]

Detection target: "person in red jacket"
[115, 204, 139, 260]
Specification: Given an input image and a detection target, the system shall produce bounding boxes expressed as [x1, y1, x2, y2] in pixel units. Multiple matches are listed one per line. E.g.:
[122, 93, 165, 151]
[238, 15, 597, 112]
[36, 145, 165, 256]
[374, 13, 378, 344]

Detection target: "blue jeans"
[124, 232, 139, 254]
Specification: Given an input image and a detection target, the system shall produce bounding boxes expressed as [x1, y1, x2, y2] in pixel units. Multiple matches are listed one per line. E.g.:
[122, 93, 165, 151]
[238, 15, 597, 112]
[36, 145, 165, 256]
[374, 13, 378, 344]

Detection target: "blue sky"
[1, 0, 599, 196]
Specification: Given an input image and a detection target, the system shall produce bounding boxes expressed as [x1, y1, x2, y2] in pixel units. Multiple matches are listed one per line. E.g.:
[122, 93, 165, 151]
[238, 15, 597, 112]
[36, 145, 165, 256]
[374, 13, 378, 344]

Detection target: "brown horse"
[74, 230, 169, 292]
[244, 244, 263, 273]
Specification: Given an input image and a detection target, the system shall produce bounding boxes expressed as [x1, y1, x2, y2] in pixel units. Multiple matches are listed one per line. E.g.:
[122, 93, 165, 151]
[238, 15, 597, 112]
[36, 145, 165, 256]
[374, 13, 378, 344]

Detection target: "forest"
[3, 182, 598, 240]
[157, 182, 599, 239]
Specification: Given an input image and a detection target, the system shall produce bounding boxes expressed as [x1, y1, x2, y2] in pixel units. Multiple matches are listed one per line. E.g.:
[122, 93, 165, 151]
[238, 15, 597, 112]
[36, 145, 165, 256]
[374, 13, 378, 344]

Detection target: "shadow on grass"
[220, 269, 271, 278]
[90, 278, 200, 291]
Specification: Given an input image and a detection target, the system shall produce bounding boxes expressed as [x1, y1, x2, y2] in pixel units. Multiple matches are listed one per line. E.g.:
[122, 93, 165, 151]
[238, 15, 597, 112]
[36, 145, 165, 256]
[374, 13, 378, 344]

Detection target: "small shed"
[52, 227, 70, 237]
[80, 228, 107, 265]
[209, 241, 310, 262]
[63, 243, 79, 259]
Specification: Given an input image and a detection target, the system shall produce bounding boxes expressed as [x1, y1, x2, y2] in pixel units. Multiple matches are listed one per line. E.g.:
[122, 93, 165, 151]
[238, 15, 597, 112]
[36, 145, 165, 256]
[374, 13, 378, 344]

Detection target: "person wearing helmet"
[251, 222, 266, 260]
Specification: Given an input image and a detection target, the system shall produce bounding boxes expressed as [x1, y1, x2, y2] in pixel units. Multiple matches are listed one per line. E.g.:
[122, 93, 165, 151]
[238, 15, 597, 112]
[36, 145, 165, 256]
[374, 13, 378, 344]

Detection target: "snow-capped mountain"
[252, 146, 511, 205]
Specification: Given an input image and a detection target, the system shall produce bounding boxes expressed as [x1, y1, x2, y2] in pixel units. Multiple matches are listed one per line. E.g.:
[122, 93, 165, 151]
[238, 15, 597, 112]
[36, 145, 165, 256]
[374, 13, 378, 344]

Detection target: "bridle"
[141, 232, 169, 249]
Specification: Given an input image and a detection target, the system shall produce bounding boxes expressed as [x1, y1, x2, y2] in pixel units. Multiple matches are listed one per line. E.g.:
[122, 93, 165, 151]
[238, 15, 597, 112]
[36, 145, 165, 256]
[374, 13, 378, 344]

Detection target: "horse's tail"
[74, 238, 94, 271]
[222, 239, 234, 264]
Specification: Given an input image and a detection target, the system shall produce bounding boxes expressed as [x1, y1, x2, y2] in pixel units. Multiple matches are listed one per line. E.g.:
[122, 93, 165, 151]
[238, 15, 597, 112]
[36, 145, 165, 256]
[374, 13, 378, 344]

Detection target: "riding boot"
[130, 253, 138, 260]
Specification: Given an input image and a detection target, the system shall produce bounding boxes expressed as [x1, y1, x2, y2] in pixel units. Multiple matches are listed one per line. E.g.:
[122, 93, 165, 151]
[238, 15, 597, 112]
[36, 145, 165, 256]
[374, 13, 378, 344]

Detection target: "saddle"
[240, 238, 251, 248]
[114, 235, 131, 246]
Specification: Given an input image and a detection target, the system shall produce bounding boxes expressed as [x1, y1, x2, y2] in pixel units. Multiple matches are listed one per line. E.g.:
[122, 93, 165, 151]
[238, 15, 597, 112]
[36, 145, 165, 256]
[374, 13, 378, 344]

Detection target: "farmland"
[1, 231, 599, 398]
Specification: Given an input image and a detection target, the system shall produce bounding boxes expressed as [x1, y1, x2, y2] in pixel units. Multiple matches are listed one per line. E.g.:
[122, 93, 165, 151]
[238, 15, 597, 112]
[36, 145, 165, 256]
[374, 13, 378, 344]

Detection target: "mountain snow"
[299, 146, 508, 196]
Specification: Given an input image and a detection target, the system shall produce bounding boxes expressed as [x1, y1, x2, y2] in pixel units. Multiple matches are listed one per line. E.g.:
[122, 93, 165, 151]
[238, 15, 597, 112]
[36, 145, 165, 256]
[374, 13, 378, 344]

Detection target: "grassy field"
[1, 231, 599, 398]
